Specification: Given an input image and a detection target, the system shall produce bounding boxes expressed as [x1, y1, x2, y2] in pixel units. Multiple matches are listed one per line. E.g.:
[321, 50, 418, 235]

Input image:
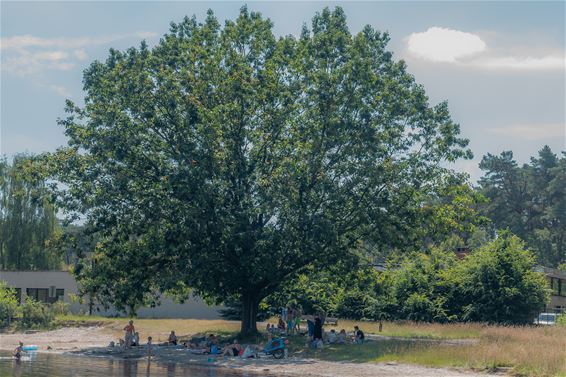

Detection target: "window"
[560, 279, 566, 297]
[56, 289, 64, 300]
[26, 288, 49, 303]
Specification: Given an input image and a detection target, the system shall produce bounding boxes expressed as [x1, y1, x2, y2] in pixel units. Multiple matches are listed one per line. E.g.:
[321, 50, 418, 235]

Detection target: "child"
[147, 336, 153, 358]
[327, 329, 337, 344]
[13, 342, 23, 360]
[132, 332, 140, 346]
[168, 331, 178, 346]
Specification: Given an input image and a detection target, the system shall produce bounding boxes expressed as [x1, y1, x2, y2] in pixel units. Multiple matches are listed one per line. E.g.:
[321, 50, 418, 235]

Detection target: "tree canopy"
[0, 155, 61, 270]
[46, 7, 471, 334]
[479, 146, 566, 267]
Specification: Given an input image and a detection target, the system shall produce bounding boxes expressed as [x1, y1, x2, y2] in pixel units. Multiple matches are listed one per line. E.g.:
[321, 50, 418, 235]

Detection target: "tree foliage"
[0, 155, 61, 270]
[0, 281, 18, 328]
[479, 147, 566, 266]
[451, 232, 548, 324]
[46, 7, 470, 334]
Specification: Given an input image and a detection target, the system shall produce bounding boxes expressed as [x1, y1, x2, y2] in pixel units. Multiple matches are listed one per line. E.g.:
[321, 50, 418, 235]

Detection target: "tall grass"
[374, 325, 566, 377]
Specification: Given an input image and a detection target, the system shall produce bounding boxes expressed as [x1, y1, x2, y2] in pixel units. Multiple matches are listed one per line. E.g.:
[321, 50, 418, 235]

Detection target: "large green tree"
[479, 147, 565, 266]
[0, 155, 61, 270]
[46, 7, 470, 334]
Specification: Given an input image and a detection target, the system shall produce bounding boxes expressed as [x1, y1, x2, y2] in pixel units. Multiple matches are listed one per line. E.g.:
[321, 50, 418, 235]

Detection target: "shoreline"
[0, 326, 496, 377]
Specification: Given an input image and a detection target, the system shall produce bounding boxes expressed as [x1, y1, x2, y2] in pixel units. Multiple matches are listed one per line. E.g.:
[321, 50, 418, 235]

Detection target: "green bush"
[0, 282, 19, 328]
[452, 232, 548, 324]
[557, 314, 566, 326]
[20, 297, 54, 329]
[49, 300, 70, 316]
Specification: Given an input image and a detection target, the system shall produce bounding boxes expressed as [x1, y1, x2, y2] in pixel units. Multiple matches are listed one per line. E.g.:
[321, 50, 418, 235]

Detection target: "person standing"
[354, 325, 365, 344]
[294, 307, 302, 333]
[313, 316, 323, 344]
[123, 320, 135, 349]
[287, 307, 295, 335]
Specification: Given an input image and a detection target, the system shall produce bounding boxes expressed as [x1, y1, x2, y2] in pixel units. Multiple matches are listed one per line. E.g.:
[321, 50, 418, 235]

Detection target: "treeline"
[0, 156, 61, 270]
[263, 233, 548, 325]
[478, 146, 566, 267]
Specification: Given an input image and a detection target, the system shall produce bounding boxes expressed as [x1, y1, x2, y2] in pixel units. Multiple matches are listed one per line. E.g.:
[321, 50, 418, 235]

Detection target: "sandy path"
[0, 327, 497, 376]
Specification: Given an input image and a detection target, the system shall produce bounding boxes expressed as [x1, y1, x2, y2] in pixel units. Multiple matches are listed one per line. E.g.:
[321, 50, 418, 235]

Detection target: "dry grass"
[374, 325, 566, 377]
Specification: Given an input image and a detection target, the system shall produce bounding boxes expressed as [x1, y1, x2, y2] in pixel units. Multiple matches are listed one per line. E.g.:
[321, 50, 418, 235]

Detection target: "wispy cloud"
[1, 31, 157, 98]
[488, 123, 565, 140]
[0, 32, 157, 50]
[406, 27, 565, 71]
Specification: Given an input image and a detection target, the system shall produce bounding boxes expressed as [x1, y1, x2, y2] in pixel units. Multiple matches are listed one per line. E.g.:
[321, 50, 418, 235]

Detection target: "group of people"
[271, 306, 366, 349]
[281, 306, 302, 334]
[114, 320, 179, 358]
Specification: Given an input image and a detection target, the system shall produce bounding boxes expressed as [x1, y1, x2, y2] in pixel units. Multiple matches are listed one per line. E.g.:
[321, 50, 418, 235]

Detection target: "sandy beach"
[0, 327, 498, 377]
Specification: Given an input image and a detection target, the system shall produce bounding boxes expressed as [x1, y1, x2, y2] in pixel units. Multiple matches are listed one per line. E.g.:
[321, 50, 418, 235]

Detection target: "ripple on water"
[0, 351, 277, 377]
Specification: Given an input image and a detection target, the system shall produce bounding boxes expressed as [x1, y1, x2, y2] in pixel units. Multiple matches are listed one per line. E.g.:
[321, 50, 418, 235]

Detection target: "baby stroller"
[263, 337, 288, 359]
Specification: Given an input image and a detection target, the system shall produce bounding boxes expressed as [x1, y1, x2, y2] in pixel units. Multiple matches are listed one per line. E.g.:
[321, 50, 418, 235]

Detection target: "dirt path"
[0, 327, 497, 377]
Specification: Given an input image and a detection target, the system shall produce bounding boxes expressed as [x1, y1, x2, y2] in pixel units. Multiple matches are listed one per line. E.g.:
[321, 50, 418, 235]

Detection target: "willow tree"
[0, 155, 60, 270]
[47, 7, 471, 334]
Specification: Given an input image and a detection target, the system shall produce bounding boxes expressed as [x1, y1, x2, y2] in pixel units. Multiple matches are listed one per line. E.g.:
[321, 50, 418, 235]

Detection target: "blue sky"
[1, 1, 564, 182]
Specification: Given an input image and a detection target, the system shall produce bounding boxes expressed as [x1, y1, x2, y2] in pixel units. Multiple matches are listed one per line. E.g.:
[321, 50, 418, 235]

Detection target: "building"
[0, 270, 223, 319]
[534, 266, 566, 314]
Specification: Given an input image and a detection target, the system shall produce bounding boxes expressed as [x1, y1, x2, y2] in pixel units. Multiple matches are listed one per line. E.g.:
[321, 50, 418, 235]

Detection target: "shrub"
[453, 232, 549, 324]
[20, 298, 54, 329]
[0, 282, 19, 328]
[50, 300, 70, 316]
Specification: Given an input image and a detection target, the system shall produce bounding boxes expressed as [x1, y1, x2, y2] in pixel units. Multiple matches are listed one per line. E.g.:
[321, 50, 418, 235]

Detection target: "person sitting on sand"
[222, 340, 243, 357]
[168, 331, 178, 346]
[337, 329, 346, 344]
[132, 332, 140, 346]
[327, 329, 337, 344]
[13, 342, 23, 360]
[206, 334, 218, 347]
[123, 320, 135, 348]
[277, 317, 286, 332]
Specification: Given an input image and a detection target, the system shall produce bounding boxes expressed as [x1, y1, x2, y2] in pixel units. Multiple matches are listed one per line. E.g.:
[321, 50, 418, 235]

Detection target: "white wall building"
[0, 270, 223, 319]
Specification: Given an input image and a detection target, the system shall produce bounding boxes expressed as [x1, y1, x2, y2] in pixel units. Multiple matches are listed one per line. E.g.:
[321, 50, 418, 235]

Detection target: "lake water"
[0, 352, 275, 377]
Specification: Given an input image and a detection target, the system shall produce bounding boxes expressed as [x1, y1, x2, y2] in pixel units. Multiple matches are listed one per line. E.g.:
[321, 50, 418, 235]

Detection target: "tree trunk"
[240, 294, 259, 337]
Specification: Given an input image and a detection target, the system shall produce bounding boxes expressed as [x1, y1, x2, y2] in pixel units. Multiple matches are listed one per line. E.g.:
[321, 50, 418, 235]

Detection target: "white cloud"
[2, 50, 75, 76]
[488, 123, 565, 140]
[1, 31, 157, 97]
[407, 27, 486, 63]
[0, 32, 157, 50]
[34, 51, 69, 61]
[406, 27, 565, 71]
[474, 55, 565, 70]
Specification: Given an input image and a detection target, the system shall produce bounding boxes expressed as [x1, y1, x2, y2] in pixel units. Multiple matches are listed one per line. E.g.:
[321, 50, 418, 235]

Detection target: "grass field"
[55, 315, 566, 376]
